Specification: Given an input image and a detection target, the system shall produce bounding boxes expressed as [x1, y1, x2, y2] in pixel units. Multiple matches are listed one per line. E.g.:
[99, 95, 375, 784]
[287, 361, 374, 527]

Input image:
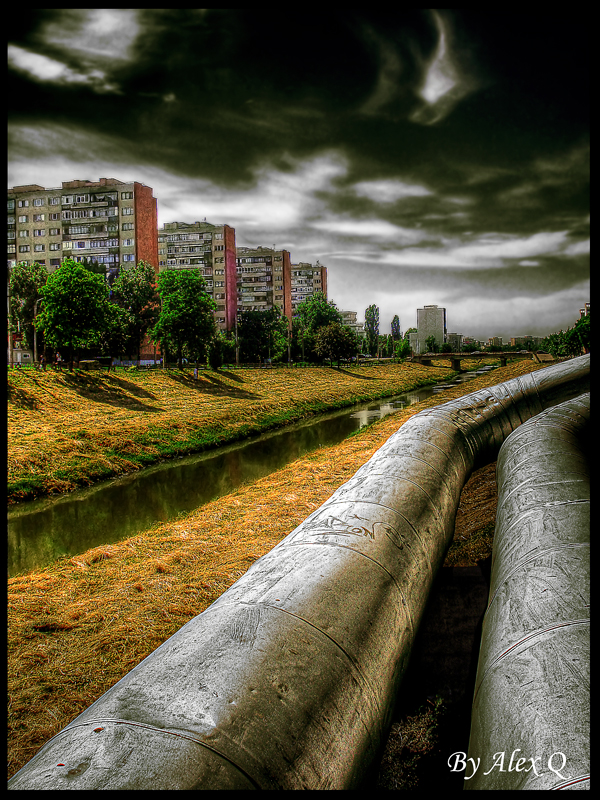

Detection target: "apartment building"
[415, 304, 447, 353]
[510, 335, 545, 348]
[8, 178, 158, 281]
[290, 261, 327, 316]
[446, 332, 463, 352]
[158, 221, 237, 331]
[340, 310, 365, 337]
[236, 246, 293, 325]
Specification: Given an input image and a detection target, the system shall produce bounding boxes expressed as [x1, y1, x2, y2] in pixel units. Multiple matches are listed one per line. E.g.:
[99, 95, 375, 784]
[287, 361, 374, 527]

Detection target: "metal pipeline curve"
[465, 392, 590, 790]
[8, 355, 590, 790]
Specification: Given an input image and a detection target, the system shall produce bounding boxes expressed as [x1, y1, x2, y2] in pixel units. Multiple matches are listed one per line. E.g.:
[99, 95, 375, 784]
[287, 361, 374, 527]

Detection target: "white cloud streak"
[352, 179, 432, 202]
[8, 45, 121, 94]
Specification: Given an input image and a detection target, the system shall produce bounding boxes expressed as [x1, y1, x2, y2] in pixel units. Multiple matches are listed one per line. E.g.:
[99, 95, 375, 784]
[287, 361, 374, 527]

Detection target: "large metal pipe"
[465, 392, 590, 790]
[8, 355, 590, 790]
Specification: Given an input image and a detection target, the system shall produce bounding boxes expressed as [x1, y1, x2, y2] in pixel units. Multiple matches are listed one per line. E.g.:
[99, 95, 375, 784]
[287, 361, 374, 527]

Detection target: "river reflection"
[8, 369, 494, 576]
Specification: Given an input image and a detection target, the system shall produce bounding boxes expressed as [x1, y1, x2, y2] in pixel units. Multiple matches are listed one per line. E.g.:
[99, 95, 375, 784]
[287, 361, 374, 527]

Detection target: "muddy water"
[8, 368, 495, 576]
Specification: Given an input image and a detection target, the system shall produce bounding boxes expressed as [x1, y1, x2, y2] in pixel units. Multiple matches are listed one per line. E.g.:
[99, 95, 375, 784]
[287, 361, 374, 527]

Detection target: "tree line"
[7, 260, 390, 370]
[9, 258, 588, 370]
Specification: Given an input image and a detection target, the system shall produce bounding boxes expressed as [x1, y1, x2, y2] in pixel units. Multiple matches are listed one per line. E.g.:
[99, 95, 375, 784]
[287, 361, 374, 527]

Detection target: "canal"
[7, 367, 496, 577]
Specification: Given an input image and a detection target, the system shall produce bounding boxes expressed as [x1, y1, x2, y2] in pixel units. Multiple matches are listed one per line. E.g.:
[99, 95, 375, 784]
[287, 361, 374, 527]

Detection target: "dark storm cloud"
[8, 10, 589, 338]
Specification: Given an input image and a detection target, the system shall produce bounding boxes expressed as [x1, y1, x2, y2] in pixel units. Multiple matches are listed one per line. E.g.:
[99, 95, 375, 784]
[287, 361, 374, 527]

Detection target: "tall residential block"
[158, 221, 238, 331]
[236, 246, 293, 325]
[340, 310, 365, 337]
[447, 332, 463, 352]
[416, 304, 447, 353]
[290, 261, 327, 316]
[8, 178, 158, 281]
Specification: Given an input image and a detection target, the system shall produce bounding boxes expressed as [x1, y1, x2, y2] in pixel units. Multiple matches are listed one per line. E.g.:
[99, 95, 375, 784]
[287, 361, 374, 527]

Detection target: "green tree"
[440, 342, 453, 353]
[98, 304, 133, 372]
[150, 269, 217, 369]
[8, 261, 48, 354]
[238, 306, 288, 363]
[425, 334, 438, 353]
[391, 315, 401, 341]
[313, 323, 358, 367]
[78, 256, 107, 277]
[35, 259, 114, 369]
[295, 291, 342, 333]
[541, 314, 590, 358]
[294, 292, 342, 361]
[403, 327, 417, 341]
[395, 338, 411, 359]
[365, 304, 379, 356]
[111, 261, 160, 364]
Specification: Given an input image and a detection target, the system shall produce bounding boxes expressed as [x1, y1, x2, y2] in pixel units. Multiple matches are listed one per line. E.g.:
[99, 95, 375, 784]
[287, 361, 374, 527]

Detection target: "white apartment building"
[415, 304, 447, 353]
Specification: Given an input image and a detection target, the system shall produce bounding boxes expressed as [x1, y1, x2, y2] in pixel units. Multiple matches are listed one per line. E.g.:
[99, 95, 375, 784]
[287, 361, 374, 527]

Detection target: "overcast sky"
[8, 10, 589, 340]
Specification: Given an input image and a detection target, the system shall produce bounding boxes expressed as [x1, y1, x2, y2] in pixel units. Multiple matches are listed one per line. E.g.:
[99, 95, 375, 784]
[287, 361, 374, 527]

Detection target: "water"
[8, 369, 493, 576]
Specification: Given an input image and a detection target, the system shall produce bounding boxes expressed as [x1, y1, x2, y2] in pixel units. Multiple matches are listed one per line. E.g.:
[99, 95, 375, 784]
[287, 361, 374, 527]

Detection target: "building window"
[122, 238, 134, 246]
[34, 244, 46, 252]
[122, 222, 134, 230]
[49, 213, 60, 221]
[123, 253, 135, 261]
[18, 230, 30, 237]
[49, 197, 60, 205]
[121, 192, 133, 200]
[214, 233, 223, 239]
[61, 196, 74, 205]
[74, 194, 90, 203]
[33, 213, 45, 222]
[33, 229, 46, 237]
[122, 207, 134, 215]
[49, 243, 61, 251]
[19, 245, 31, 253]
[8, 199, 15, 211]
[49, 228, 60, 236]
[18, 200, 30, 207]
[75, 241, 86, 248]
[33, 198, 44, 206]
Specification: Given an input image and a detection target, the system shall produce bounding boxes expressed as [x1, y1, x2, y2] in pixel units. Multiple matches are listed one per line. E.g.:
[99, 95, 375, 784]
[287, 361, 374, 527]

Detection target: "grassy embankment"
[8, 361, 458, 505]
[7, 358, 549, 782]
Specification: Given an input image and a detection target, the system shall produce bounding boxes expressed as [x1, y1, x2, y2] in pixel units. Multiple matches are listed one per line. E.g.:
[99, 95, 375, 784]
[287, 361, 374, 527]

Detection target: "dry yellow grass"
[8, 362, 457, 503]
[7, 358, 548, 781]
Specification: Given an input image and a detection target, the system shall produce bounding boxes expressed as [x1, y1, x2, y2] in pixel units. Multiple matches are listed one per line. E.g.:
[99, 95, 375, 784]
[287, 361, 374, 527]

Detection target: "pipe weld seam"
[490, 501, 589, 548]
[284, 539, 418, 633]
[268, 603, 384, 716]
[551, 774, 591, 790]
[486, 543, 590, 613]
[497, 475, 589, 508]
[474, 618, 590, 701]
[33, 718, 262, 788]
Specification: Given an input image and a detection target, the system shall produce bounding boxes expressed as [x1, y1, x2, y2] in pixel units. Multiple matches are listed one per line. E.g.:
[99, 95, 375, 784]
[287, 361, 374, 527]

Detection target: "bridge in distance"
[408, 351, 553, 371]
